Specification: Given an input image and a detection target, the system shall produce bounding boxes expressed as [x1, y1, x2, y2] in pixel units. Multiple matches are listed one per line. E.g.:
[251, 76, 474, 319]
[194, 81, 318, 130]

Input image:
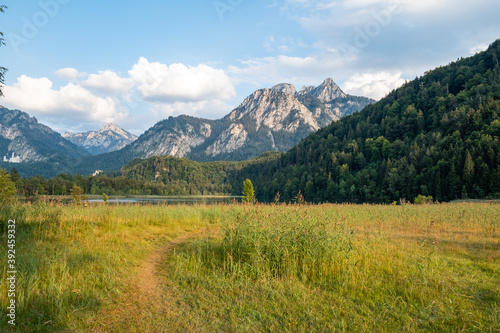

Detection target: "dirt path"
[88, 229, 208, 332]
[138, 231, 201, 301]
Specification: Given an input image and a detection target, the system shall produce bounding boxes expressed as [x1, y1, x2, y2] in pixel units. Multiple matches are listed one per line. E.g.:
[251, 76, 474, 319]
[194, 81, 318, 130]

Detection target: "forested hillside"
[6, 40, 500, 203]
[238, 40, 500, 203]
[7, 153, 281, 197]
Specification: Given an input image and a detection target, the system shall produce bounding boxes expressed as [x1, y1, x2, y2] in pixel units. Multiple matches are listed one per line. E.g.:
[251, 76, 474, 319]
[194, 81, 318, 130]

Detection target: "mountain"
[79, 78, 373, 173]
[297, 77, 347, 101]
[63, 123, 137, 155]
[13, 40, 500, 202]
[0, 107, 90, 177]
[1, 78, 372, 177]
[0, 107, 89, 163]
[231, 40, 500, 203]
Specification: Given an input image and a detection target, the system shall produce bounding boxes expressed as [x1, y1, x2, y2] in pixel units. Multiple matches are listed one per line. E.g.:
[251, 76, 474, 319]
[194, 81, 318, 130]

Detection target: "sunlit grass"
[0, 202, 222, 332]
[0, 202, 498, 332]
[164, 203, 500, 332]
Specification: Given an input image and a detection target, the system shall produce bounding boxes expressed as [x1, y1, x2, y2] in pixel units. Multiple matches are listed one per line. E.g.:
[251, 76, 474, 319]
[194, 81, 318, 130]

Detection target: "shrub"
[414, 194, 433, 205]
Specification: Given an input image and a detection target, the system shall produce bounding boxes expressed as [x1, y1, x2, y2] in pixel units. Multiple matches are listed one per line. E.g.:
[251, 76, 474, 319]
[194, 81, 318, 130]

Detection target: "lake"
[84, 196, 241, 205]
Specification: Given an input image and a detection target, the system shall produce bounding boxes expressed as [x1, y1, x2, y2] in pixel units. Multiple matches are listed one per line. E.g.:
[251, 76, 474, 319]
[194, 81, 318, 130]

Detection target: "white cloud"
[469, 43, 489, 55]
[263, 36, 308, 53]
[55, 68, 86, 81]
[148, 99, 234, 121]
[228, 52, 355, 87]
[1, 59, 239, 133]
[2, 75, 124, 123]
[342, 71, 406, 100]
[129, 57, 236, 103]
[82, 70, 135, 95]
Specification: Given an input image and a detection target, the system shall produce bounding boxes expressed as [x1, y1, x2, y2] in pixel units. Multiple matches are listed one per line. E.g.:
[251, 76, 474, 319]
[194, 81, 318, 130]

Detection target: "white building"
[3, 152, 21, 163]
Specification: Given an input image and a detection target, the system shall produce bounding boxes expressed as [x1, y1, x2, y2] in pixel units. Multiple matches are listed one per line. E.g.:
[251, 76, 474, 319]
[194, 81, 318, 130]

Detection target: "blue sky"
[1, 0, 499, 135]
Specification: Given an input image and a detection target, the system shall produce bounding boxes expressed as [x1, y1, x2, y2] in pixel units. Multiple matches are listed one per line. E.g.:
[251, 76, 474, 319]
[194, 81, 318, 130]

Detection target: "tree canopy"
[0, 168, 16, 204]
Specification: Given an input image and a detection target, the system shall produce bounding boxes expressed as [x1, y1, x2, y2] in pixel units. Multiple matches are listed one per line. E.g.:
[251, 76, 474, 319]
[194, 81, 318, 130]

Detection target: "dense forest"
[5, 153, 281, 197]
[239, 40, 500, 203]
[3, 40, 500, 203]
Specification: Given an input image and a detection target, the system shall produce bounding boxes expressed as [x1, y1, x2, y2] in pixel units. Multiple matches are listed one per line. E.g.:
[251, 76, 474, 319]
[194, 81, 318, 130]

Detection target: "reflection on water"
[84, 196, 240, 205]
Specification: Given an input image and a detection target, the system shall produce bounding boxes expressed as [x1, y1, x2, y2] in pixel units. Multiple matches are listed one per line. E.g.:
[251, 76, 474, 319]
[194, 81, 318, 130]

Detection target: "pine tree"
[464, 151, 475, 191]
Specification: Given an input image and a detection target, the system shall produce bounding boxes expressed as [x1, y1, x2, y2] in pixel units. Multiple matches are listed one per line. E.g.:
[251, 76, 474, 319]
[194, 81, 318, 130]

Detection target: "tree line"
[2, 41, 500, 204]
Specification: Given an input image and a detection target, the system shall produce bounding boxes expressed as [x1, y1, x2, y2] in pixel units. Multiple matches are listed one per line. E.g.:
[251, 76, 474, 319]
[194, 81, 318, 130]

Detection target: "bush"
[414, 194, 433, 205]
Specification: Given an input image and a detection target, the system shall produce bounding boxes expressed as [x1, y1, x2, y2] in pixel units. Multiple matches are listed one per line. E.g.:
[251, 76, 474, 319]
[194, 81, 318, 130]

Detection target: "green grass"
[164, 203, 500, 332]
[0, 202, 499, 332]
[0, 202, 223, 332]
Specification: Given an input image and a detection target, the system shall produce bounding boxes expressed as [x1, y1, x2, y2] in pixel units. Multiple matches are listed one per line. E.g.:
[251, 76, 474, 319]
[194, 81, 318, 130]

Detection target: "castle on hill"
[3, 152, 21, 163]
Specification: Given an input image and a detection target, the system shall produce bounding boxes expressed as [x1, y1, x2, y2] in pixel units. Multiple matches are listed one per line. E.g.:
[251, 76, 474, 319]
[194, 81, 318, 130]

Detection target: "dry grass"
[0, 202, 498, 332]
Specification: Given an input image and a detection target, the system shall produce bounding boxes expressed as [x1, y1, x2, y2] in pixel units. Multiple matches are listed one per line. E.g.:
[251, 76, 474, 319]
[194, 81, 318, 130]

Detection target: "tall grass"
[216, 205, 353, 284]
[0, 202, 498, 332]
[0, 202, 221, 332]
[165, 203, 500, 332]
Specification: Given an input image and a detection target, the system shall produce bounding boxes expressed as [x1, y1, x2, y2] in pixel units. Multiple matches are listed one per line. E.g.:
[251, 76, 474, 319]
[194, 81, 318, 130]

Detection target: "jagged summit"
[272, 83, 297, 95]
[108, 78, 373, 165]
[63, 123, 137, 155]
[298, 78, 347, 102]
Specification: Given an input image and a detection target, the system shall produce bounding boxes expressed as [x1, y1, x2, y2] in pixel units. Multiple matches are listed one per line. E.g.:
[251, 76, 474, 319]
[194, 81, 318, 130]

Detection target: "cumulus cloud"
[2, 75, 123, 123]
[148, 99, 235, 121]
[129, 57, 236, 103]
[1, 59, 239, 132]
[228, 52, 354, 87]
[82, 70, 135, 95]
[469, 43, 489, 55]
[55, 68, 86, 81]
[342, 71, 406, 100]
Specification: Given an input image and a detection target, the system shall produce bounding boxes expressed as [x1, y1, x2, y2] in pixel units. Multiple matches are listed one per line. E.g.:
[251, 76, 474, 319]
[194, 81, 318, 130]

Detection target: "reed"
[0, 202, 498, 332]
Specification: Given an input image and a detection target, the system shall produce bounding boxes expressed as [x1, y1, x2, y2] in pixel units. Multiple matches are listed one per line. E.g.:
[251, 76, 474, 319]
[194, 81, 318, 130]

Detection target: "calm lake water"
[84, 196, 241, 205]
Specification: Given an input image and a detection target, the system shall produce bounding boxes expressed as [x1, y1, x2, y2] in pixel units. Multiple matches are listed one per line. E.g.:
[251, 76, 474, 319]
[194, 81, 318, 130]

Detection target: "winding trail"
[89, 229, 209, 332]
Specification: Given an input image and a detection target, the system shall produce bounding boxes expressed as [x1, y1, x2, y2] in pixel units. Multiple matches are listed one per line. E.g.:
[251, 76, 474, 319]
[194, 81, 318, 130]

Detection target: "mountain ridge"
[0, 107, 89, 163]
[1, 78, 374, 177]
[75, 78, 373, 173]
[232, 39, 500, 203]
[63, 123, 138, 155]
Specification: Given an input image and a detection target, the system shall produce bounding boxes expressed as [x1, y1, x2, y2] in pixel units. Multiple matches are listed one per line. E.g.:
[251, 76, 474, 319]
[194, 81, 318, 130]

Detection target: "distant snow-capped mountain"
[63, 123, 138, 155]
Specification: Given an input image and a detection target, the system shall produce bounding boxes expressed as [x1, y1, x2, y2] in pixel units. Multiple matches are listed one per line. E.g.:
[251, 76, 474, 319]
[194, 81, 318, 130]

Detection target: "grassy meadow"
[0, 201, 499, 332]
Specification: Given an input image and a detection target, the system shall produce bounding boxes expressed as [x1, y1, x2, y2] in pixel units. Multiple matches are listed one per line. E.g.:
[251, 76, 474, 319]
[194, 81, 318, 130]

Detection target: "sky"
[0, 0, 499, 135]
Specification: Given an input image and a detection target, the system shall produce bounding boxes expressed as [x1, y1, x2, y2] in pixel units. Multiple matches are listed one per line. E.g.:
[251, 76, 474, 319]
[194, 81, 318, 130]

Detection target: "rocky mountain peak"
[99, 123, 136, 139]
[271, 83, 297, 95]
[228, 88, 315, 131]
[315, 78, 347, 101]
[102, 123, 120, 132]
[63, 123, 137, 155]
[297, 78, 346, 102]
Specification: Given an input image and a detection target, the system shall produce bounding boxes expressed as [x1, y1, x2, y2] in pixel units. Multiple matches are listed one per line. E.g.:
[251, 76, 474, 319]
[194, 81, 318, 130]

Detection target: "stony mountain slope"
[233, 39, 500, 203]
[1, 78, 374, 176]
[0, 107, 89, 164]
[63, 123, 138, 155]
[98, 78, 374, 167]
